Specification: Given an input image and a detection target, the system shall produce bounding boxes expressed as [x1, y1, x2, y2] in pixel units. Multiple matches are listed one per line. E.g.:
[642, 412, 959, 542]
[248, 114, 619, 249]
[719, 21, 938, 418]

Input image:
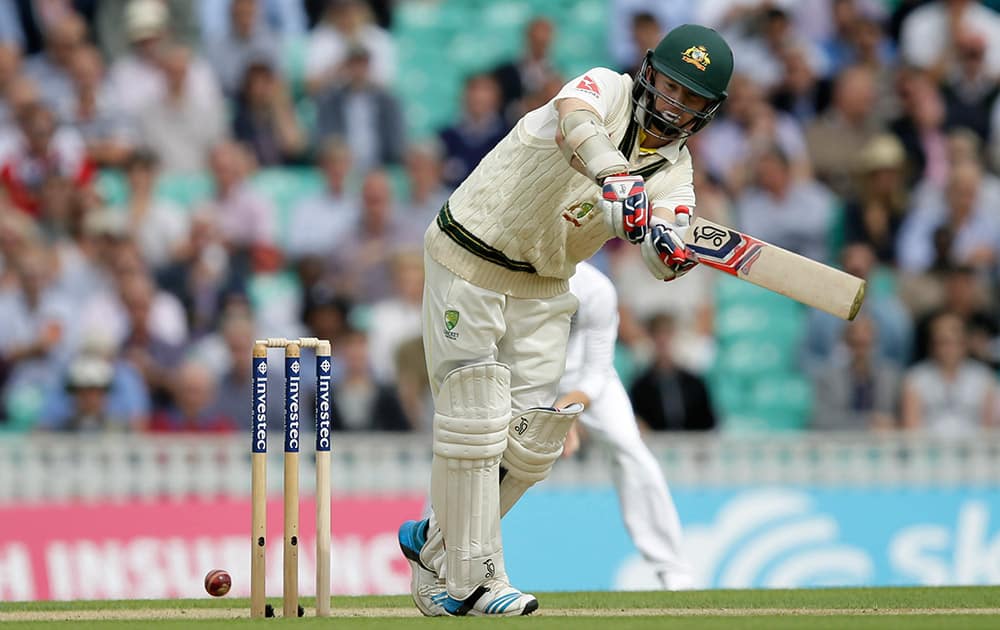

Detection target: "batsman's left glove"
[640, 206, 698, 282]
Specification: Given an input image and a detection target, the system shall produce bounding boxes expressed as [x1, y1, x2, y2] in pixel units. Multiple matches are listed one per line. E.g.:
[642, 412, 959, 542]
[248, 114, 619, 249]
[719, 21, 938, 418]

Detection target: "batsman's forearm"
[555, 98, 628, 183]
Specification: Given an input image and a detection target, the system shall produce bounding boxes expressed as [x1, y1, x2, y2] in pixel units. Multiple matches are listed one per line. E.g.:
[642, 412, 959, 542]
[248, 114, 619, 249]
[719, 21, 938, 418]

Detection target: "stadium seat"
[96, 170, 128, 207]
[156, 172, 214, 208]
[715, 338, 794, 377]
[747, 373, 813, 429]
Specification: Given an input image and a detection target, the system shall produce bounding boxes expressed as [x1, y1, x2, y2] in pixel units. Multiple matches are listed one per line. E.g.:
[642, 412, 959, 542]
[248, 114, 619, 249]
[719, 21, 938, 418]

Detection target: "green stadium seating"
[747, 373, 813, 423]
[392, 0, 612, 138]
[156, 172, 214, 208]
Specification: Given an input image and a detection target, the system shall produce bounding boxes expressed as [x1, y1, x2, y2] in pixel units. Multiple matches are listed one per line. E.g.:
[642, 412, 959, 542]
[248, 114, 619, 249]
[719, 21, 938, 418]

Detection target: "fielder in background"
[559, 261, 692, 590]
[398, 23, 734, 616]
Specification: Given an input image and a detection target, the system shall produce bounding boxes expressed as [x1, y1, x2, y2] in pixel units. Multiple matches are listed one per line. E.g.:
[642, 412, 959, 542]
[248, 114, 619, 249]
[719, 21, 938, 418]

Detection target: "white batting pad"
[431, 362, 511, 599]
[499, 403, 583, 515]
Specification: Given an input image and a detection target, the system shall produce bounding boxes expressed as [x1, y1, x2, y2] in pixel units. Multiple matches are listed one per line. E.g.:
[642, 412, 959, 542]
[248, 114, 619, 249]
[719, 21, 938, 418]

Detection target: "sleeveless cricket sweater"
[425, 68, 694, 299]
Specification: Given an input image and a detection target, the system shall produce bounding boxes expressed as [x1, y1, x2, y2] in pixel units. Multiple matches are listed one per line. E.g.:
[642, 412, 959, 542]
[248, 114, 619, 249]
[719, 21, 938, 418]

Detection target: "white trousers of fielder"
[569, 374, 691, 586]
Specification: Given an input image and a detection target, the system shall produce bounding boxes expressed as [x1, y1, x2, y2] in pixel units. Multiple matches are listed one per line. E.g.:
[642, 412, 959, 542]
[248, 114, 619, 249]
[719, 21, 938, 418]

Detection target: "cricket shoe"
[440, 579, 539, 616]
[397, 519, 447, 616]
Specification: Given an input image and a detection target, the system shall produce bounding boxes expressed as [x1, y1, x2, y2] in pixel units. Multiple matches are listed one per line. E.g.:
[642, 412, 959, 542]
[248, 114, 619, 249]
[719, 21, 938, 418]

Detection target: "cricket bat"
[682, 217, 866, 321]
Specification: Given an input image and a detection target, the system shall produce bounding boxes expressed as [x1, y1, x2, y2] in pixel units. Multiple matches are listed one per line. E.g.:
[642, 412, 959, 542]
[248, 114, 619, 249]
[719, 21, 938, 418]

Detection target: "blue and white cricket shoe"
[398, 519, 539, 616]
[397, 519, 447, 616]
[440, 580, 539, 617]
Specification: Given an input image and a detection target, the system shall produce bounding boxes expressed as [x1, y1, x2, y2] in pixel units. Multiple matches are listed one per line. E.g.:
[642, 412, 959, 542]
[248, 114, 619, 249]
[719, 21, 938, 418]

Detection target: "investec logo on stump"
[316, 357, 332, 451]
[252, 357, 268, 453]
[285, 358, 301, 452]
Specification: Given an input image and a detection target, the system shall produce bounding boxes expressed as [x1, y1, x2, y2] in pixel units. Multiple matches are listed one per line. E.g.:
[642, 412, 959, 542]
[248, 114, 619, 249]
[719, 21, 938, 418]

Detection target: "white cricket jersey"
[560, 261, 619, 403]
[425, 67, 696, 299]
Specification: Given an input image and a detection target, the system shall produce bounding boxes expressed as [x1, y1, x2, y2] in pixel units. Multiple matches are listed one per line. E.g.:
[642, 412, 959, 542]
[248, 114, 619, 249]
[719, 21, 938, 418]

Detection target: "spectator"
[897, 159, 1000, 273]
[806, 64, 883, 199]
[39, 344, 151, 432]
[194, 301, 261, 425]
[330, 327, 410, 431]
[0, 74, 39, 146]
[843, 134, 909, 264]
[97, 0, 200, 62]
[287, 138, 358, 268]
[197, 141, 278, 269]
[848, 14, 899, 124]
[43, 353, 119, 431]
[150, 359, 237, 431]
[366, 250, 423, 385]
[300, 282, 353, 359]
[769, 45, 832, 124]
[0, 101, 94, 217]
[232, 60, 307, 167]
[305, 0, 395, 94]
[327, 170, 403, 304]
[911, 264, 998, 368]
[629, 314, 717, 431]
[198, 0, 307, 42]
[157, 208, 243, 338]
[889, 69, 950, 189]
[899, 0, 1000, 83]
[609, 245, 718, 375]
[491, 17, 558, 122]
[0, 43, 21, 127]
[940, 31, 1000, 144]
[609, 2, 693, 70]
[394, 335, 431, 432]
[439, 72, 508, 189]
[736, 144, 836, 264]
[22, 12, 86, 121]
[116, 149, 190, 272]
[204, 0, 282, 97]
[314, 45, 405, 174]
[803, 242, 913, 371]
[398, 140, 451, 243]
[0, 0, 49, 55]
[811, 315, 901, 430]
[731, 7, 829, 92]
[0, 211, 39, 290]
[107, 0, 221, 118]
[66, 45, 138, 168]
[117, 269, 187, 404]
[622, 12, 664, 78]
[136, 44, 228, 174]
[80, 240, 189, 352]
[36, 174, 90, 243]
[0, 244, 76, 427]
[901, 312, 996, 434]
[699, 73, 810, 195]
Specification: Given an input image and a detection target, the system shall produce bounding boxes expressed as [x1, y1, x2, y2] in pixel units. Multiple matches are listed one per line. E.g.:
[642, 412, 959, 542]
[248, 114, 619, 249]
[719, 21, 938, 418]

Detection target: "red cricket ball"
[204, 569, 232, 597]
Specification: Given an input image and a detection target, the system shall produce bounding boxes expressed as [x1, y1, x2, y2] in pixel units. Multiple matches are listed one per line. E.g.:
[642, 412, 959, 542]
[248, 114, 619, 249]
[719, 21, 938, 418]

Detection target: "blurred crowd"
[0, 0, 999, 437]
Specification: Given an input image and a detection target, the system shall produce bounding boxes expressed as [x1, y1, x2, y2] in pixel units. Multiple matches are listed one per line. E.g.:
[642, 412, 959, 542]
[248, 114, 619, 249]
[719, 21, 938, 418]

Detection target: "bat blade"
[683, 217, 866, 320]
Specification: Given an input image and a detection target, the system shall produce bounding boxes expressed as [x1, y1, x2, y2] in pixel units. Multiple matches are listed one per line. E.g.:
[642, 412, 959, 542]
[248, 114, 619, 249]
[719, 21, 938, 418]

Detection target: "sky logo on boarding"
[444, 310, 460, 340]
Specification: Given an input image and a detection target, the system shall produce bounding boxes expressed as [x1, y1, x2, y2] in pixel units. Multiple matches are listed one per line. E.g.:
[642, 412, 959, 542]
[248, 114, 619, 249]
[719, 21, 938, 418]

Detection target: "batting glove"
[600, 174, 649, 243]
[640, 207, 698, 282]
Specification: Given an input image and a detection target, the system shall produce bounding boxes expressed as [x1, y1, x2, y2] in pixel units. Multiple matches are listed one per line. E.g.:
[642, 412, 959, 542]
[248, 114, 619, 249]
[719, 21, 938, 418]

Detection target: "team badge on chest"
[444, 309, 460, 339]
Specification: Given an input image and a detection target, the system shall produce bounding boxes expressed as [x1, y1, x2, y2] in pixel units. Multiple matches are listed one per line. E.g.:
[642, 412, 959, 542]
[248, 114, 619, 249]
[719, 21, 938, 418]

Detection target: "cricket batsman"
[559, 261, 693, 590]
[398, 24, 733, 615]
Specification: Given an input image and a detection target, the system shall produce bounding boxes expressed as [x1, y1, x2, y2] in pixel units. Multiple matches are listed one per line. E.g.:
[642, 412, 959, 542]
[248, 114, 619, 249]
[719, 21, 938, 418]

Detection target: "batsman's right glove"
[600, 174, 649, 243]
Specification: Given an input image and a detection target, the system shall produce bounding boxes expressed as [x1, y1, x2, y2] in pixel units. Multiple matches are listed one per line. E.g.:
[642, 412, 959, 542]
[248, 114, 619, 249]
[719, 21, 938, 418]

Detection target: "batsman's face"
[651, 71, 710, 129]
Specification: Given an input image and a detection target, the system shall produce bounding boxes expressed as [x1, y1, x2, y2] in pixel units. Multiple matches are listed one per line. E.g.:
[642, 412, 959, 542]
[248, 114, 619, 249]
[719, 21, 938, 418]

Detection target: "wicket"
[251, 337, 333, 618]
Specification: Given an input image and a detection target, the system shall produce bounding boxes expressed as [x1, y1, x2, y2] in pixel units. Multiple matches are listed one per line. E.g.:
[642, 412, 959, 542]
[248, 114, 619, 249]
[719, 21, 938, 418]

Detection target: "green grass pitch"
[2, 586, 998, 629]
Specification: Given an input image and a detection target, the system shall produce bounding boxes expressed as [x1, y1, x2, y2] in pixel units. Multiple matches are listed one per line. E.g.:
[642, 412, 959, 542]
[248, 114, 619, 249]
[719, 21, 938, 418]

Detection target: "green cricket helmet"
[632, 24, 734, 141]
